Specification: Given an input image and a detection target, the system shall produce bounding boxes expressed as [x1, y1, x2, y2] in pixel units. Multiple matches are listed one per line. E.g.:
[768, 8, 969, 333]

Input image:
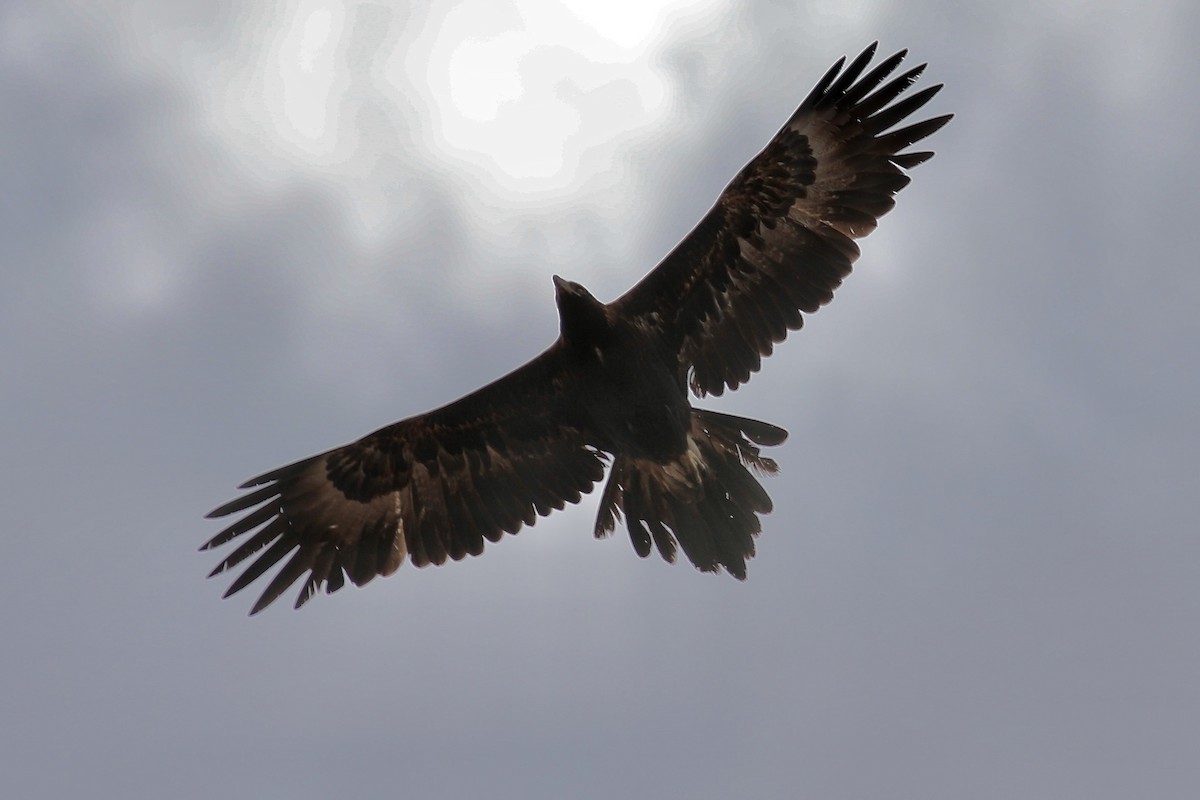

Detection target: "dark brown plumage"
[203, 43, 952, 613]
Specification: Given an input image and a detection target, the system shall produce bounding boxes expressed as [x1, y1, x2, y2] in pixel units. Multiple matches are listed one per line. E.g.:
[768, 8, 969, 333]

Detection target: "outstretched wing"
[202, 346, 607, 614]
[612, 43, 952, 396]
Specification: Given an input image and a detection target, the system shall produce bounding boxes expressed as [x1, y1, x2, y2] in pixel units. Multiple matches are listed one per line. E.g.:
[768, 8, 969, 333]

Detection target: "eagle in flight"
[203, 43, 951, 614]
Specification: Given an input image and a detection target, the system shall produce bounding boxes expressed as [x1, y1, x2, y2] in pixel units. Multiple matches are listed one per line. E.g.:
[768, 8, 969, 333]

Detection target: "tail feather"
[594, 409, 787, 578]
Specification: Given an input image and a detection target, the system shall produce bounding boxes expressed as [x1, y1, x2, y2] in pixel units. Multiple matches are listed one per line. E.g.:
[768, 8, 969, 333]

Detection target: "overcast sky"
[3, 1, 1198, 798]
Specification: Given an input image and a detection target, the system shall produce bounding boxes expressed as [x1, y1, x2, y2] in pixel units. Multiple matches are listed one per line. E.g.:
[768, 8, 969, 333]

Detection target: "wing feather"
[202, 346, 607, 613]
[612, 42, 952, 396]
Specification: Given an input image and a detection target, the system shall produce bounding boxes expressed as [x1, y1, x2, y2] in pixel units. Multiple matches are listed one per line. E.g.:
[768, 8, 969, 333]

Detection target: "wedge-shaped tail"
[594, 409, 788, 578]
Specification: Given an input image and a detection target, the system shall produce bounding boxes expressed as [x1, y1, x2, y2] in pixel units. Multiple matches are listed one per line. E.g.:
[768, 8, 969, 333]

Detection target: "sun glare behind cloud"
[397, 0, 726, 200]
[210, 1, 723, 197]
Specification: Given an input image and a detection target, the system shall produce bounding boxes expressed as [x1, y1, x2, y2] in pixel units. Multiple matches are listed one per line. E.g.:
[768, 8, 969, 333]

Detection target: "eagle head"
[553, 275, 609, 349]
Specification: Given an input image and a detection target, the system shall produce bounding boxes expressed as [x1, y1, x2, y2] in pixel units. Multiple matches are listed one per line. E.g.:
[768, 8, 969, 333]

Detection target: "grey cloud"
[3, 2, 1197, 798]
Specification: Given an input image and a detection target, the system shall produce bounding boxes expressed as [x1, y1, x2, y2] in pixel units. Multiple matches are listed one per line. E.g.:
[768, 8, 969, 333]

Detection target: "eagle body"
[554, 276, 693, 463]
[203, 43, 952, 613]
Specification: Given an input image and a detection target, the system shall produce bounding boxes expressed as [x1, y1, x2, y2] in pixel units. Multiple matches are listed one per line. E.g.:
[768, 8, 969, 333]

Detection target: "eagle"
[203, 43, 951, 614]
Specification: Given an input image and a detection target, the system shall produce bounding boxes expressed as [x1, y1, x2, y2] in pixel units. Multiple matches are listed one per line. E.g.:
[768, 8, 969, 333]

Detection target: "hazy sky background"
[3, 1, 1197, 797]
